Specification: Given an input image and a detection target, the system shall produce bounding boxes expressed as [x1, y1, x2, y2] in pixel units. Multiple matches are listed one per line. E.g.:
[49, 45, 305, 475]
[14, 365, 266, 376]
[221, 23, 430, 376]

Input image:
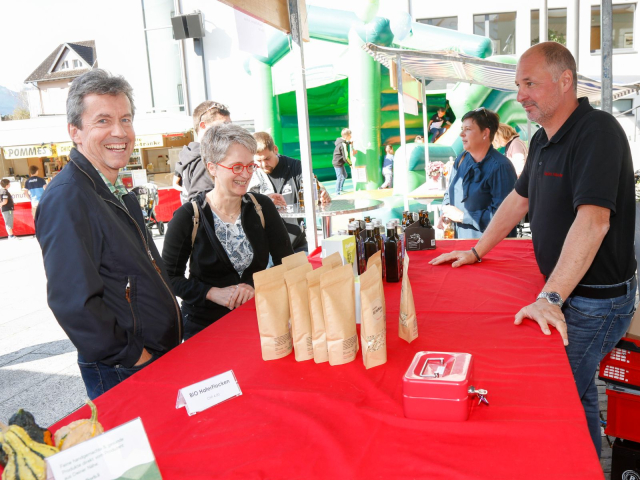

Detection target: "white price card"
[176, 369, 242, 416]
[46, 417, 161, 480]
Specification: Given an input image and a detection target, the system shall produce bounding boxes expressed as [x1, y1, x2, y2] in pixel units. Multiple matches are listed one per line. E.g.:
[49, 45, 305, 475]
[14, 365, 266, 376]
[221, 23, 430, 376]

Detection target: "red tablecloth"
[155, 188, 181, 222]
[44, 240, 602, 479]
[0, 203, 35, 237]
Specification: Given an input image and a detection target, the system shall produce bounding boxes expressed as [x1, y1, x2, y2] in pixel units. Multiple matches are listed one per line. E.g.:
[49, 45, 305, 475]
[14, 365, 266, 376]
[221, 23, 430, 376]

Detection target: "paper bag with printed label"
[322, 251, 343, 269]
[399, 254, 418, 343]
[282, 251, 309, 270]
[321, 264, 358, 365]
[284, 263, 314, 362]
[360, 264, 387, 369]
[253, 264, 293, 360]
[307, 265, 333, 363]
[366, 251, 386, 322]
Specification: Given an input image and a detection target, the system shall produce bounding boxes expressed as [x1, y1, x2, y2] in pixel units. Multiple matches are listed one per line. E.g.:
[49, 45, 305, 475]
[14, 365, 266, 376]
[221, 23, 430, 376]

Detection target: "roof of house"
[24, 41, 97, 84]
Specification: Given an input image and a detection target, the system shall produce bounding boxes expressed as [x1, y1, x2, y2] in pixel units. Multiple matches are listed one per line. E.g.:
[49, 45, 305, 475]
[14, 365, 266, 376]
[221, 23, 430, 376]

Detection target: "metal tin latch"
[419, 357, 446, 378]
[468, 385, 489, 406]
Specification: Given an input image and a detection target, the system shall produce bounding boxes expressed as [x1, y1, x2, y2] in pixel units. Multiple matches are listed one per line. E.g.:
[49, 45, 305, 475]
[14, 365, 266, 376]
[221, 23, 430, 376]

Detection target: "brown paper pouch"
[253, 264, 293, 360]
[366, 250, 386, 322]
[360, 265, 387, 369]
[284, 263, 314, 362]
[321, 264, 358, 365]
[282, 251, 309, 270]
[322, 251, 343, 269]
[399, 253, 418, 343]
[307, 266, 333, 363]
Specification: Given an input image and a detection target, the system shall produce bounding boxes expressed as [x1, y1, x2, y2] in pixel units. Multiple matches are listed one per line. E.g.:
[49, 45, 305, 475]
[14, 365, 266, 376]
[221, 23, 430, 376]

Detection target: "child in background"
[1, 178, 16, 240]
[380, 145, 394, 189]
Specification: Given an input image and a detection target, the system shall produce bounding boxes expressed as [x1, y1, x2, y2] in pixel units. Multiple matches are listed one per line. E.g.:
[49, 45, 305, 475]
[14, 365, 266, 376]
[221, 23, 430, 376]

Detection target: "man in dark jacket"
[36, 69, 182, 399]
[332, 128, 354, 195]
[173, 101, 231, 203]
[251, 132, 331, 252]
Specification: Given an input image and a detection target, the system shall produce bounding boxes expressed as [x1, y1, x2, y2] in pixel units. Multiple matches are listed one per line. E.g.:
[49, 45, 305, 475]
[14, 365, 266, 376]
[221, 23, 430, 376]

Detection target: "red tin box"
[403, 351, 475, 422]
[605, 385, 640, 443]
[598, 337, 640, 389]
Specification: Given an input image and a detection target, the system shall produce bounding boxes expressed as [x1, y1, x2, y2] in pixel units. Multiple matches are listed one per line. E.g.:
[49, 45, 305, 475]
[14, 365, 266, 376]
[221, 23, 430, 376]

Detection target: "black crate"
[612, 438, 640, 480]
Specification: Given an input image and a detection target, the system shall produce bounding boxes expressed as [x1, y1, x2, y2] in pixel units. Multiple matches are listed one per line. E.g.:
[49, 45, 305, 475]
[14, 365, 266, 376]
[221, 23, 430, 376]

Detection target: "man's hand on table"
[267, 193, 287, 207]
[514, 299, 569, 346]
[429, 250, 477, 268]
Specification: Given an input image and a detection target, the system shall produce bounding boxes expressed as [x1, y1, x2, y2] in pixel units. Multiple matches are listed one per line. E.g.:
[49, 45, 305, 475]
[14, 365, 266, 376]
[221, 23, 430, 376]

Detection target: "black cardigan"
[162, 192, 293, 326]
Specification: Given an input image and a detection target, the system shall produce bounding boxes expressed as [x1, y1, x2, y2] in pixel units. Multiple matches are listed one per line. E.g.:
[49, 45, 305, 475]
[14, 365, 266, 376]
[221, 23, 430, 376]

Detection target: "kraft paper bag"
[282, 251, 309, 270]
[360, 264, 387, 369]
[284, 263, 314, 362]
[307, 265, 333, 363]
[366, 251, 386, 323]
[321, 264, 358, 365]
[253, 264, 293, 360]
[322, 252, 343, 269]
[399, 254, 418, 343]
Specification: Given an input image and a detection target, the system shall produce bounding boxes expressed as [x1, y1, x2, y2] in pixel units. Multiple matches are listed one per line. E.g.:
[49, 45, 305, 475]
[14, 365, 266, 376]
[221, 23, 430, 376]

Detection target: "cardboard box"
[404, 223, 436, 251]
[322, 235, 357, 276]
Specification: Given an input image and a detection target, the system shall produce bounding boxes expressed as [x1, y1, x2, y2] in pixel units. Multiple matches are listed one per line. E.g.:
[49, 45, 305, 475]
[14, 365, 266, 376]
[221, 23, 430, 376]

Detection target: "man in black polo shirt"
[430, 42, 636, 456]
[250, 131, 331, 253]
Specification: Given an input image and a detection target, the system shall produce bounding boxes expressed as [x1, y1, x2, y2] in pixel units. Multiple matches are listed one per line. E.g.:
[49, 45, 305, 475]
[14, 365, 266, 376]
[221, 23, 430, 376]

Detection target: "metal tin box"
[403, 351, 474, 421]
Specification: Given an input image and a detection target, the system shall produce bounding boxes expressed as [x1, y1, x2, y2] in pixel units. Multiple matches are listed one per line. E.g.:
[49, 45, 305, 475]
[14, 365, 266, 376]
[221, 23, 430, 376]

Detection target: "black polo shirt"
[514, 97, 636, 286]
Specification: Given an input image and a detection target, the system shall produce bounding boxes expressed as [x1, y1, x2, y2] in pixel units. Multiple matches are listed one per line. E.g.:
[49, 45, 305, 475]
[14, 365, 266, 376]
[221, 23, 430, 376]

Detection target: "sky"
[0, 0, 116, 91]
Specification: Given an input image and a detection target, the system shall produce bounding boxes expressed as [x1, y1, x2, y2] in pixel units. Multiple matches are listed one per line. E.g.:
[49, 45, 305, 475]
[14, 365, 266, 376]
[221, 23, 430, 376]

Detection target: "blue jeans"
[563, 275, 636, 457]
[77, 351, 159, 400]
[429, 127, 445, 141]
[334, 166, 347, 194]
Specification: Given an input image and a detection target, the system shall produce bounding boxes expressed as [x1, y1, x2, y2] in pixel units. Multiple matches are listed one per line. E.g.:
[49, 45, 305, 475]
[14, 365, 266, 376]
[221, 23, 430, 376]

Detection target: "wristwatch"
[537, 291, 564, 308]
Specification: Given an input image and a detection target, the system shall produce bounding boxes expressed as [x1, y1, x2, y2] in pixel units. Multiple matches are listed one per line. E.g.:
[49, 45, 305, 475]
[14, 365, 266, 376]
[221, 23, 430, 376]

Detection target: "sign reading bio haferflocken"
[176, 370, 242, 416]
[45, 418, 161, 480]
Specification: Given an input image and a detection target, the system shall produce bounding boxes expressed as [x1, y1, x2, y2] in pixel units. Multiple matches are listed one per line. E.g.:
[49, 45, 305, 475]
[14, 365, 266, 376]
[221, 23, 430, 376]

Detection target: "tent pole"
[396, 54, 408, 211]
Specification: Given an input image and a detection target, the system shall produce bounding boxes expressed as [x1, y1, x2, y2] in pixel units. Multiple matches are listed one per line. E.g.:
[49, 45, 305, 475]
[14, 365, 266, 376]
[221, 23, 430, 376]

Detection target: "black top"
[174, 142, 215, 202]
[162, 191, 294, 326]
[0, 188, 14, 212]
[332, 138, 349, 167]
[429, 113, 447, 128]
[264, 154, 307, 250]
[514, 97, 636, 285]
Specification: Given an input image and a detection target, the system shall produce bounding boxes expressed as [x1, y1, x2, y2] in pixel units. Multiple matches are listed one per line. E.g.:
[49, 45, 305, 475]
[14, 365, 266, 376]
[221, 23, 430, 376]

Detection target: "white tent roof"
[362, 43, 640, 103]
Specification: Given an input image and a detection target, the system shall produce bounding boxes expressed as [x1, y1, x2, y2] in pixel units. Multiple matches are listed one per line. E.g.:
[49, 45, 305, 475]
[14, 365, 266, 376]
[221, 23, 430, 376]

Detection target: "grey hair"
[201, 124, 257, 166]
[67, 69, 135, 128]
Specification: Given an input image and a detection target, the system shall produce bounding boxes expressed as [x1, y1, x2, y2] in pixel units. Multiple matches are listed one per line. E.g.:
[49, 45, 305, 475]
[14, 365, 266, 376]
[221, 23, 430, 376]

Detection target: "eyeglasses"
[199, 102, 229, 123]
[474, 107, 488, 118]
[216, 163, 258, 175]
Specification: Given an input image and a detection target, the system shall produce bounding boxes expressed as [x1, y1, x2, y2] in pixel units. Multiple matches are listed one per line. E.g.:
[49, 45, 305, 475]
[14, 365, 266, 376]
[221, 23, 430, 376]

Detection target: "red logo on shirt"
[544, 172, 563, 177]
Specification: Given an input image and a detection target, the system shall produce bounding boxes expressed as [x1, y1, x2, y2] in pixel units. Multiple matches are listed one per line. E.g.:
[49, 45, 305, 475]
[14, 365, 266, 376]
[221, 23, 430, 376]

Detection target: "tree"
[11, 106, 30, 120]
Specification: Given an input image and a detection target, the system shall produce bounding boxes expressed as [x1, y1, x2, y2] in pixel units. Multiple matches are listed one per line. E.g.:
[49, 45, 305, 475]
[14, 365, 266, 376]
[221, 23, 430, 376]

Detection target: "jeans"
[563, 275, 636, 457]
[77, 350, 159, 400]
[380, 166, 393, 188]
[429, 127, 445, 142]
[334, 166, 347, 195]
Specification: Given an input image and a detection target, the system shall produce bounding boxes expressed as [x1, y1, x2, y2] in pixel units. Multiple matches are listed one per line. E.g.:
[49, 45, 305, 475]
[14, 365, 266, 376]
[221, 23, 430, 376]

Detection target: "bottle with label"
[373, 220, 386, 278]
[363, 223, 378, 264]
[298, 182, 305, 209]
[384, 221, 401, 282]
[401, 212, 408, 228]
[350, 221, 366, 275]
[443, 217, 455, 239]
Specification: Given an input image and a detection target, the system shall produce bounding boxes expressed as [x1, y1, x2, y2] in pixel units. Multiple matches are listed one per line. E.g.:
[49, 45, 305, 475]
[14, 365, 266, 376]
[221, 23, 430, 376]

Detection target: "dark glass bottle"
[384, 222, 401, 282]
[373, 221, 386, 278]
[314, 175, 321, 205]
[402, 212, 408, 228]
[363, 224, 378, 265]
[364, 216, 372, 223]
[298, 182, 305, 209]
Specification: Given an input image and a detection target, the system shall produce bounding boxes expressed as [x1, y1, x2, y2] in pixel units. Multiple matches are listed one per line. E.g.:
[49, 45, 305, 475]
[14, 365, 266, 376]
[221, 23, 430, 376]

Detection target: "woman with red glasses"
[162, 124, 293, 340]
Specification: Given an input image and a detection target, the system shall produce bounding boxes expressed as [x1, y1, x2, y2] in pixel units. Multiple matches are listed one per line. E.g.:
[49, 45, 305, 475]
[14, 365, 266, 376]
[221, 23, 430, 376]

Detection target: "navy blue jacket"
[36, 149, 182, 367]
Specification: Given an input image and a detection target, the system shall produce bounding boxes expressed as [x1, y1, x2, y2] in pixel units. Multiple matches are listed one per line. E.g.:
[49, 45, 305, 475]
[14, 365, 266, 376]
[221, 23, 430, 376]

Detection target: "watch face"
[547, 292, 562, 304]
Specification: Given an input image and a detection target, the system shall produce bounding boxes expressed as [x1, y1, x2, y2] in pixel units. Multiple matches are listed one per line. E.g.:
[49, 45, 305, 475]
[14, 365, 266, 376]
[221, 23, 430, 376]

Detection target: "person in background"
[332, 128, 354, 195]
[36, 69, 181, 399]
[163, 124, 294, 340]
[493, 123, 528, 177]
[23, 165, 47, 220]
[414, 135, 424, 143]
[428, 108, 451, 142]
[430, 42, 636, 457]
[173, 101, 231, 203]
[250, 131, 331, 254]
[1, 178, 16, 240]
[380, 145, 394, 189]
[439, 107, 517, 239]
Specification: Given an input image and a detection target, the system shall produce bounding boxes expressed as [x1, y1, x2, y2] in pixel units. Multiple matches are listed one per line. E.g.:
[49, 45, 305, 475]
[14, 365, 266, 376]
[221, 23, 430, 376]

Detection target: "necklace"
[208, 196, 241, 222]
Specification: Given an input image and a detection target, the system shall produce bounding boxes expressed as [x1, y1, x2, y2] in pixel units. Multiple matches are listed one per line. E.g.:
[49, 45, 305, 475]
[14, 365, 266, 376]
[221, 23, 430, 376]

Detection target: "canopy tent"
[362, 43, 640, 103]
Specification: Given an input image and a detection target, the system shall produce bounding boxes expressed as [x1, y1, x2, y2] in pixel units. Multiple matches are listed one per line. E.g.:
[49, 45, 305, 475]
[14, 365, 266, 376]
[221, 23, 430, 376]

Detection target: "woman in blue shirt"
[440, 108, 517, 239]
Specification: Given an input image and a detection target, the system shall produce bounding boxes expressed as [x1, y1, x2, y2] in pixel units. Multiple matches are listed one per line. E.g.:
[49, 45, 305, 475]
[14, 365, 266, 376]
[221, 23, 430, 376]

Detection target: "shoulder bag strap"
[245, 193, 265, 229]
[191, 200, 200, 247]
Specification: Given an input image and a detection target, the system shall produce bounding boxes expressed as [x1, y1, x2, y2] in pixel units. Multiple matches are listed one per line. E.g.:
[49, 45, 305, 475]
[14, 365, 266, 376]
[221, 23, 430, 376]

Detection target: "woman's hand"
[442, 205, 464, 223]
[206, 284, 255, 310]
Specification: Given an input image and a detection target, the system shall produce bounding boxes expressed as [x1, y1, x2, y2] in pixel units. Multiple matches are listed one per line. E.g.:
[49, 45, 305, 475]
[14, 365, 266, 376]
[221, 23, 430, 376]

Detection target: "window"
[61, 60, 69, 69]
[142, 0, 185, 112]
[473, 12, 516, 55]
[73, 59, 82, 68]
[591, 3, 635, 52]
[531, 8, 567, 45]
[417, 16, 458, 31]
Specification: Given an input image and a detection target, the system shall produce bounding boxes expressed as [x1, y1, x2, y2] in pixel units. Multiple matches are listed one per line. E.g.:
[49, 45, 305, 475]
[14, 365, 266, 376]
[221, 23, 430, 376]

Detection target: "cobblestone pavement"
[0, 234, 615, 477]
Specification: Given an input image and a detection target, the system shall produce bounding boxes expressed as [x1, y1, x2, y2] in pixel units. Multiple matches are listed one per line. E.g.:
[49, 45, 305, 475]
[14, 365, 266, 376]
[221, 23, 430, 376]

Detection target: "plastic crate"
[599, 337, 640, 390]
[605, 386, 640, 443]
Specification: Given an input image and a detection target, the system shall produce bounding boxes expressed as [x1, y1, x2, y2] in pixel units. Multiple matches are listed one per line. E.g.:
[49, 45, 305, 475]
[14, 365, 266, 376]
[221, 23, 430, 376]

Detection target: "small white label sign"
[46, 417, 160, 480]
[176, 370, 242, 416]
